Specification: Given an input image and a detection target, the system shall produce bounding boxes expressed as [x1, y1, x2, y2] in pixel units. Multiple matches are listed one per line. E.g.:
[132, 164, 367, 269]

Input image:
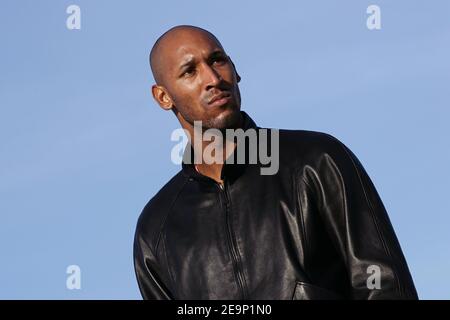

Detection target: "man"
[133, 25, 418, 300]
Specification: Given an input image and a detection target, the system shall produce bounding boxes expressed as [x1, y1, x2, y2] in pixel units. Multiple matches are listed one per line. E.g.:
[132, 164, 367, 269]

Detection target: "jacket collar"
[181, 110, 258, 183]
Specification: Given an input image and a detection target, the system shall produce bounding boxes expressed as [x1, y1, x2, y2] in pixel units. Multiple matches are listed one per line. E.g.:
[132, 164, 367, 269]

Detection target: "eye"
[182, 68, 196, 77]
[213, 56, 227, 65]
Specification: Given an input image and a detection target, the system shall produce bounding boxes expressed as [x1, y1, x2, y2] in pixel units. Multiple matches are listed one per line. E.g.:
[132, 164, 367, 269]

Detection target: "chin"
[207, 106, 241, 130]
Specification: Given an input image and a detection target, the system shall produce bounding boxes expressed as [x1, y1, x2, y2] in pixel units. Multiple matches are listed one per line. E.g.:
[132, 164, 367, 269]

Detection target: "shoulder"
[134, 170, 188, 250]
[275, 128, 355, 166]
[274, 129, 372, 193]
[278, 128, 339, 147]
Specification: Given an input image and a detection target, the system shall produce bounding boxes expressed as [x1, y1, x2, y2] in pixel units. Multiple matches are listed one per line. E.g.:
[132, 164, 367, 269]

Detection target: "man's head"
[150, 25, 242, 131]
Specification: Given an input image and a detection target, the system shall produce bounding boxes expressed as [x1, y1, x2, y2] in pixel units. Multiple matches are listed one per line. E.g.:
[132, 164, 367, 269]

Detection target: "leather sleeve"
[312, 136, 418, 299]
[133, 227, 173, 300]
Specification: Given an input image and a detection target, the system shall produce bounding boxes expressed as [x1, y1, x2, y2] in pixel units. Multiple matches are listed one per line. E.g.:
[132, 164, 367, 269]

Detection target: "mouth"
[208, 91, 231, 107]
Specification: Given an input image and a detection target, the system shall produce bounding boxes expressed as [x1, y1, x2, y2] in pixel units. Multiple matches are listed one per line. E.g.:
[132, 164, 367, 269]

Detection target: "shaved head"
[149, 24, 242, 132]
[150, 25, 224, 86]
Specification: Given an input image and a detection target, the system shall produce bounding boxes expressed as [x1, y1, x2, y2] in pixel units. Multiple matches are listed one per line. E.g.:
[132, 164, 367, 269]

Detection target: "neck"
[179, 112, 244, 184]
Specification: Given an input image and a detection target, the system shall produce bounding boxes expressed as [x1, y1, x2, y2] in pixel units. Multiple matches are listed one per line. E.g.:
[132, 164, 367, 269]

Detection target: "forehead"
[162, 30, 224, 68]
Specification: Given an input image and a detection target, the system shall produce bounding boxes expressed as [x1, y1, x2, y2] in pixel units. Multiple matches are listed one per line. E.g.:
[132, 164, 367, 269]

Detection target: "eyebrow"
[178, 49, 226, 72]
[178, 56, 196, 71]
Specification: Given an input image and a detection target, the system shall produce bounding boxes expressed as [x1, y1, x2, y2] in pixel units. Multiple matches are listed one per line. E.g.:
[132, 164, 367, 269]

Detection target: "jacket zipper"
[217, 180, 248, 299]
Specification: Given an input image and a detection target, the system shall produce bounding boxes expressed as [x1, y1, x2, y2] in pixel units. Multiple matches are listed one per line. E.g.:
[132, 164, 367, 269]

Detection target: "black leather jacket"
[133, 111, 418, 300]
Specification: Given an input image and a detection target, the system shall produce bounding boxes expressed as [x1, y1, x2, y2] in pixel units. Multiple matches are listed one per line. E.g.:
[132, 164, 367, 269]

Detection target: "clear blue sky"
[1, 0, 449, 299]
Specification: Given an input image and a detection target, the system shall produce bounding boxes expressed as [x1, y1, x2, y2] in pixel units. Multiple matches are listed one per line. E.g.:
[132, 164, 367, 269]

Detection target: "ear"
[229, 57, 241, 83]
[151, 84, 173, 111]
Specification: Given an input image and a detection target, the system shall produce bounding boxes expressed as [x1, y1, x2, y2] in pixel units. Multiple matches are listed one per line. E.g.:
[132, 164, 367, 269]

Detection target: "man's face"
[154, 29, 242, 130]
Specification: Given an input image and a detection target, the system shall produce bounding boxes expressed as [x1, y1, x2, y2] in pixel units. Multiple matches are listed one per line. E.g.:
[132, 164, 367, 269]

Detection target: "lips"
[208, 91, 231, 105]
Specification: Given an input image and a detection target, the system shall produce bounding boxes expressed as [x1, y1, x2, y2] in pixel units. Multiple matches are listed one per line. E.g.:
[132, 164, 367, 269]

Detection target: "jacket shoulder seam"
[331, 136, 403, 297]
[154, 176, 189, 256]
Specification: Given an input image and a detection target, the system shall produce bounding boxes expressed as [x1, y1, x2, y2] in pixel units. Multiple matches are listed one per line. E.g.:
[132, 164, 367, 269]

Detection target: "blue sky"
[0, 0, 449, 299]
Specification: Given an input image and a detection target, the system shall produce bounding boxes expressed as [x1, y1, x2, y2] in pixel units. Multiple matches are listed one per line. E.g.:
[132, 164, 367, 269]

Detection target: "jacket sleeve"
[133, 226, 173, 300]
[312, 136, 418, 299]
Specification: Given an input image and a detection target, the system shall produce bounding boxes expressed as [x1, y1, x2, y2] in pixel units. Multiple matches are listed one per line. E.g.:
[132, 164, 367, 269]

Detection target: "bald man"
[133, 25, 418, 300]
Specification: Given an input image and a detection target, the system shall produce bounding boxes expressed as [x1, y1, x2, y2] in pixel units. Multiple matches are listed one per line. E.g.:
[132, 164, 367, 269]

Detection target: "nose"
[201, 62, 222, 90]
